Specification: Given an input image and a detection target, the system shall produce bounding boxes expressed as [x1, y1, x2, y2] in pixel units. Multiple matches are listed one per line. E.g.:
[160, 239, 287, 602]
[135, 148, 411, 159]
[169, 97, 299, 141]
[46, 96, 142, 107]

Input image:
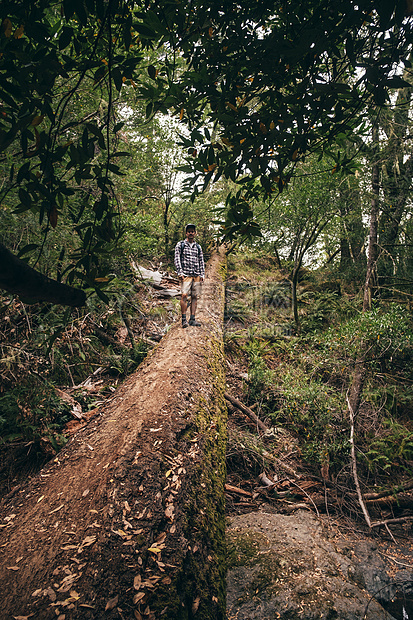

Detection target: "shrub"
[365, 417, 413, 475]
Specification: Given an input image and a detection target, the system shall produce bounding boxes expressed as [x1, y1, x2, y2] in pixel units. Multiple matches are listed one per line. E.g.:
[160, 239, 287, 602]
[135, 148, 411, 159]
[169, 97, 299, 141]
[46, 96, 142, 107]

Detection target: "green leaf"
[107, 163, 124, 175]
[73, 0, 88, 25]
[59, 26, 73, 50]
[17, 162, 31, 183]
[146, 101, 153, 118]
[133, 23, 158, 40]
[148, 65, 157, 80]
[18, 188, 32, 207]
[112, 67, 123, 92]
[385, 76, 412, 89]
[63, 0, 75, 20]
[17, 244, 39, 258]
[376, 0, 395, 29]
[94, 287, 110, 304]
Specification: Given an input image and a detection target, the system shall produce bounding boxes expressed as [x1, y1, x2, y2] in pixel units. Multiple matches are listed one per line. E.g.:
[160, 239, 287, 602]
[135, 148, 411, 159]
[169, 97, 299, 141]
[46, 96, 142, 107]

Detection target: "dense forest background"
[1, 0, 413, 528]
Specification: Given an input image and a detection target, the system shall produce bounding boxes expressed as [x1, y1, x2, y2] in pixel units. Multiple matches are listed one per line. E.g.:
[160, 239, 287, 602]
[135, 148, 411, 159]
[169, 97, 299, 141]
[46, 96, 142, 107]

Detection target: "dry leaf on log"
[105, 595, 119, 611]
[133, 591, 146, 605]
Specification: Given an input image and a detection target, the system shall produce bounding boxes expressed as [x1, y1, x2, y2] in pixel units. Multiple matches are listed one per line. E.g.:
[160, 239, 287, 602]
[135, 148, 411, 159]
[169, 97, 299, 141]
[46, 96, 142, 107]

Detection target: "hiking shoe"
[189, 318, 201, 326]
[182, 318, 189, 328]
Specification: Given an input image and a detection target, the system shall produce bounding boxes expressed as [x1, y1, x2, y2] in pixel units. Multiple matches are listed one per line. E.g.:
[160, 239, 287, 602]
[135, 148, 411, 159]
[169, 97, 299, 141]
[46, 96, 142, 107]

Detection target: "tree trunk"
[339, 184, 365, 272]
[292, 265, 300, 330]
[363, 122, 380, 312]
[0, 249, 228, 620]
[378, 66, 413, 283]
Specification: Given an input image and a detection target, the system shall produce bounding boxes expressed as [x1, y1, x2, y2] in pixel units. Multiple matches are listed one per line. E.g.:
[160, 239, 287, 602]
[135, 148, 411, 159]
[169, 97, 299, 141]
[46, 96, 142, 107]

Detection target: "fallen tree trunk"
[0, 248, 227, 620]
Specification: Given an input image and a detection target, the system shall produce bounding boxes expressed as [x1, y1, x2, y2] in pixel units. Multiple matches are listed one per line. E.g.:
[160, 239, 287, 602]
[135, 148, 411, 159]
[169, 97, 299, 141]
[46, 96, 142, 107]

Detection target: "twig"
[371, 515, 413, 528]
[120, 308, 135, 348]
[93, 327, 128, 350]
[225, 392, 268, 433]
[347, 392, 372, 528]
[261, 450, 300, 479]
[378, 551, 413, 569]
[287, 479, 320, 518]
[363, 479, 413, 500]
[384, 522, 397, 543]
[224, 484, 253, 497]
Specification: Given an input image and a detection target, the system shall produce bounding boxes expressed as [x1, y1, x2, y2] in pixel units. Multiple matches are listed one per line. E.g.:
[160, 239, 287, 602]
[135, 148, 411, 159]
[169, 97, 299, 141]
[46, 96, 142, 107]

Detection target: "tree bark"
[378, 64, 413, 281]
[0, 241, 86, 307]
[0, 248, 228, 620]
[363, 121, 380, 311]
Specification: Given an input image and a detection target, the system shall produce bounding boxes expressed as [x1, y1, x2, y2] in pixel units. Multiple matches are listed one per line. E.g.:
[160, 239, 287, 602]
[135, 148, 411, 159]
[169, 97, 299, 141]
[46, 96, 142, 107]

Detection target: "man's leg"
[180, 293, 188, 327]
[180, 294, 188, 315]
[180, 278, 192, 328]
[189, 279, 202, 326]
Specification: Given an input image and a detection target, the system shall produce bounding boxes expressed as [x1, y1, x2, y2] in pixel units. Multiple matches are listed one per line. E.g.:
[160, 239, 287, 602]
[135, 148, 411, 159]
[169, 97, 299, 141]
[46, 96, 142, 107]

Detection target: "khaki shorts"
[181, 276, 202, 299]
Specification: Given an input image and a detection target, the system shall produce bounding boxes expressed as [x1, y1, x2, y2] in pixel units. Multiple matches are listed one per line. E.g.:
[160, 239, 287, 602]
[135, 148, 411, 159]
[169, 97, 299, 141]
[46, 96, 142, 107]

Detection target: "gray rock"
[227, 509, 398, 620]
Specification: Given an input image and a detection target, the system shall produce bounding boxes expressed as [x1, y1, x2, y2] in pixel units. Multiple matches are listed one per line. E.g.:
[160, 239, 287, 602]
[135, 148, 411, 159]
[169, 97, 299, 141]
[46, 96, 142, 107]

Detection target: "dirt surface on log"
[0, 249, 227, 620]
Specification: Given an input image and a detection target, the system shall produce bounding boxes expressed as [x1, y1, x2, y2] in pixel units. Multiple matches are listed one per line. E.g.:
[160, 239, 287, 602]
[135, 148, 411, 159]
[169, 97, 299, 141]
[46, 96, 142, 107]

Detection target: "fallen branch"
[364, 494, 413, 509]
[282, 502, 311, 513]
[371, 515, 413, 528]
[145, 331, 163, 342]
[0, 241, 86, 307]
[258, 472, 275, 488]
[224, 484, 253, 497]
[120, 310, 135, 348]
[379, 551, 413, 569]
[286, 479, 320, 518]
[94, 327, 128, 350]
[225, 392, 269, 432]
[363, 479, 413, 500]
[347, 391, 371, 528]
[261, 450, 300, 479]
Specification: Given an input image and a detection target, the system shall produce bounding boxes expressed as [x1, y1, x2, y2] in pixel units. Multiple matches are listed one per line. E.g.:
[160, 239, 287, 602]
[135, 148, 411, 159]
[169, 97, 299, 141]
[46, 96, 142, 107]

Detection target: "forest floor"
[1, 253, 413, 618]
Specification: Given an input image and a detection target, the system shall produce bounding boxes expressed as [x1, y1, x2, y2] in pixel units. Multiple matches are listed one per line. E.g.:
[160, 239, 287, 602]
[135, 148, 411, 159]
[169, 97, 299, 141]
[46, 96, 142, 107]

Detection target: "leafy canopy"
[0, 0, 412, 281]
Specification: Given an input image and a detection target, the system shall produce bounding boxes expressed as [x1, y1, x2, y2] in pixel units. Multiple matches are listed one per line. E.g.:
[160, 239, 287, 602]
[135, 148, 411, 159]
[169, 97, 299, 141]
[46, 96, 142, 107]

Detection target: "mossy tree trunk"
[0, 249, 227, 620]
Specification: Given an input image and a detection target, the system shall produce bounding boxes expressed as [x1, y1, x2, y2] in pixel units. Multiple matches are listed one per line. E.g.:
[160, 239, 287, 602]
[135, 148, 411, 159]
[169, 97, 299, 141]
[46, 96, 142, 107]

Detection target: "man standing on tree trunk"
[174, 224, 205, 328]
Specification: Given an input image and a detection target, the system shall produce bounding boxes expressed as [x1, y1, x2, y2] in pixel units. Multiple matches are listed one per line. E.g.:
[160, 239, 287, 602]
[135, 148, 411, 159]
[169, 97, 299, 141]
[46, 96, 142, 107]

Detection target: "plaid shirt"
[174, 240, 205, 277]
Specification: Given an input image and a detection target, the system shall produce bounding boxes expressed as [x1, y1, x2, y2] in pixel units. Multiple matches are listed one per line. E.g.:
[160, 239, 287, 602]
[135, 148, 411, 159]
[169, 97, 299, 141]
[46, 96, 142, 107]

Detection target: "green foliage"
[242, 339, 347, 469]
[0, 268, 164, 449]
[243, 340, 274, 402]
[227, 250, 413, 482]
[107, 340, 149, 377]
[1, 0, 412, 300]
[299, 291, 343, 332]
[365, 418, 413, 474]
[299, 290, 361, 333]
[166, 0, 413, 214]
[0, 379, 72, 445]
[321, 303, 413, 365]
[276, 366, 347, 466]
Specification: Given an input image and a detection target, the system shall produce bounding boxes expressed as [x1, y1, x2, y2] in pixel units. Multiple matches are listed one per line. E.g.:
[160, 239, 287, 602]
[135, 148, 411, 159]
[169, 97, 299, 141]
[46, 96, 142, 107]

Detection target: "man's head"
[185, 224, 196, 241]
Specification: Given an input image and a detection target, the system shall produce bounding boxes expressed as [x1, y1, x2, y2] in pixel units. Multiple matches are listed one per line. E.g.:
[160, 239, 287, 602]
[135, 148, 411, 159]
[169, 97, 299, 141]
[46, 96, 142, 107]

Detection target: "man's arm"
[199, 245, 205, 280]
[174, 242, 184, 278]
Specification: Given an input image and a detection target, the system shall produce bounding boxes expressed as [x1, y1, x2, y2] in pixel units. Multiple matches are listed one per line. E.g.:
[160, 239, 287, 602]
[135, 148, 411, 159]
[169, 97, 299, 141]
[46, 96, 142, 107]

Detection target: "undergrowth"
[225, 254, 413, 488]
[0, 274, 174, 451]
